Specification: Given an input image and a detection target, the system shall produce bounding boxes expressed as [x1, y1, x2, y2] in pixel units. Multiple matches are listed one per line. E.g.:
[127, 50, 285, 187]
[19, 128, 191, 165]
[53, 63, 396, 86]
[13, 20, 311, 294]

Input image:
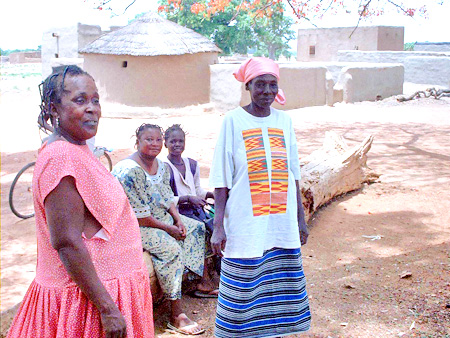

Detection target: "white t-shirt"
[209, 107, 302, 258]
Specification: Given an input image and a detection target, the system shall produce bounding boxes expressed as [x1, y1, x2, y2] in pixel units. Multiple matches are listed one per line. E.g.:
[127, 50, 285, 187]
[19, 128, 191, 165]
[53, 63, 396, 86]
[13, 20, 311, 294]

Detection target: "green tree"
[253, 10, 295, 59]
[158, 0, 294, 59]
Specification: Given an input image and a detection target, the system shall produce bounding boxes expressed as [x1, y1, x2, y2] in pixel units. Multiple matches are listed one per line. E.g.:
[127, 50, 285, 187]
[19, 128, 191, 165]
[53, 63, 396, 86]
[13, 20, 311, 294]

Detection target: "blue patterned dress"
[112, 158, 206, 300]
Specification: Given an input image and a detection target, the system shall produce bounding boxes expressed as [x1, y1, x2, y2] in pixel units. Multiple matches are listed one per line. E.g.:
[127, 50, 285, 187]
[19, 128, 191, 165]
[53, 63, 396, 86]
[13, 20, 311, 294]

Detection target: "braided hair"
[135, 123, 164, 144]
[164, 124, 186, 142]
[38, 65, 91, 129]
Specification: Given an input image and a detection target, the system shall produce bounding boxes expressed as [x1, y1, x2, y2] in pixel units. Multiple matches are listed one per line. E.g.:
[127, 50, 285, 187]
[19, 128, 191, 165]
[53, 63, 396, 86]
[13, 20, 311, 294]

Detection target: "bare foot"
[196, 280, 218, 294]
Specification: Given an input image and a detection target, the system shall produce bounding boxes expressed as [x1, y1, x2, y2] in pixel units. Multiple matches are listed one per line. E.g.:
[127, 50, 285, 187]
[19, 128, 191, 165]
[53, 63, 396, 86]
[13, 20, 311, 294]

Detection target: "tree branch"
[386, 0, 412, 16]
[123, 0, 136, 13]
[230, 0, 246, 23]
[285, 0, 317, 27]
[349, 0, 372, 38]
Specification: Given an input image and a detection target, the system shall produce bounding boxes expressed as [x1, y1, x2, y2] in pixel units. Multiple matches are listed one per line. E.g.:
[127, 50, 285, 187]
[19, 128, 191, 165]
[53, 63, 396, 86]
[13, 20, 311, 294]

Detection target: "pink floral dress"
[7, 141, 154, 338]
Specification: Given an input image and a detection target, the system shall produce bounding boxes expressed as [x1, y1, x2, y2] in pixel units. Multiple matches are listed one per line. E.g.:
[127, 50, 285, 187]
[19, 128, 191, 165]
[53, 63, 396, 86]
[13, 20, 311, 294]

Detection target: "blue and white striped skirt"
[215, 247, 311, 338]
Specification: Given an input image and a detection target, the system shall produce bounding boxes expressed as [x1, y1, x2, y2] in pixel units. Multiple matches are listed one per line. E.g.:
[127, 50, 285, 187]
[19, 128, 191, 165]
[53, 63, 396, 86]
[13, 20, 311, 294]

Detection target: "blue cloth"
[215, 247, 311, 338]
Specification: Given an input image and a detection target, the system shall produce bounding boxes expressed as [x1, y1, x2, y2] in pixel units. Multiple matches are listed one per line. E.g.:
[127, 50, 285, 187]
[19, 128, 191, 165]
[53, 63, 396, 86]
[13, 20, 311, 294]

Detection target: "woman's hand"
[166, 222, 186, 241]
[187, 195, 206, 208]
[174, 218, 186, 238]
[211, 220, 227, 257]
[211, 187, 229, 257]
[100, 307, 127, 338]
[298, 221, 309, 245]
[295, 180, 309, 246]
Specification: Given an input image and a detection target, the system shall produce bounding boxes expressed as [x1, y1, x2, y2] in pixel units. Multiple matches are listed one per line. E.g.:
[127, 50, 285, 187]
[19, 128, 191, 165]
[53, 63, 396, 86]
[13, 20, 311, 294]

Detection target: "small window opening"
[122, 61, 128, 68]
[309, 46, 315, 55]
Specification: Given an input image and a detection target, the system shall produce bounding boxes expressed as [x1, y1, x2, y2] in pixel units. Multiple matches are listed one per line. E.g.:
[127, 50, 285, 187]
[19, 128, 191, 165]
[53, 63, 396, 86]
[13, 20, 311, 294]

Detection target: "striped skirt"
[215, 247, 311, 338]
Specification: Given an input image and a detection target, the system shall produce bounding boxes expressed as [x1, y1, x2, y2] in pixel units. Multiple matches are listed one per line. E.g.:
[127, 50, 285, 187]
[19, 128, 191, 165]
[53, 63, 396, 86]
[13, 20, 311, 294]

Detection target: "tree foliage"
[93, 0, 438, 22]
[90, 0, 442, 58]
[154, 0, 432, 27]
[158, 0, 295, 58]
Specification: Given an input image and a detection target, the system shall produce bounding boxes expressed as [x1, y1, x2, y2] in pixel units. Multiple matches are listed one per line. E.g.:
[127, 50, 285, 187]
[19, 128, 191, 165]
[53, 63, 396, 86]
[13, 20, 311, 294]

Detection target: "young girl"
[164, 124, 214, 231]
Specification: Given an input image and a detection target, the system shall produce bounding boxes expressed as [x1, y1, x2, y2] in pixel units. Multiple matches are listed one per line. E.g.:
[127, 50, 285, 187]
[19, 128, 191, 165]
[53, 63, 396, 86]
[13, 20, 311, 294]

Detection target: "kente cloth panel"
[242, 128, 288, 217]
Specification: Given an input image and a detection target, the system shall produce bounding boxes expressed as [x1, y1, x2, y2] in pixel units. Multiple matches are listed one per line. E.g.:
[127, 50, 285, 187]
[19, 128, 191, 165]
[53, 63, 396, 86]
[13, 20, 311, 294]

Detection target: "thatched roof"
[80, 12, 221, 56]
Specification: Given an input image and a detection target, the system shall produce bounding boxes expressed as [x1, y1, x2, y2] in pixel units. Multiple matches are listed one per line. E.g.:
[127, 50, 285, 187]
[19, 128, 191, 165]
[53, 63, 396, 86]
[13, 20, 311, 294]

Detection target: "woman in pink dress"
[7, 65, 154, 338]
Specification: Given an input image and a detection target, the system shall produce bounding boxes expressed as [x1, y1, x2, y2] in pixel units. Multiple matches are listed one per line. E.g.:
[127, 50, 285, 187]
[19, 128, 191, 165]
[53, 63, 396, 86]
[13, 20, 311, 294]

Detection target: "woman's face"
[137, 128, 163, 157]
[53, 75, 101, 142]
[247, 74, 278, 109]
[165, 130, 185, 156]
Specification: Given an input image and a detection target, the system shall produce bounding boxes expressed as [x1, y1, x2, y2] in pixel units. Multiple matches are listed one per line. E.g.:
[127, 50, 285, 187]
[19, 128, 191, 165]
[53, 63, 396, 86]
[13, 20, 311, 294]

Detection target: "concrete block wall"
[210, 63, 328, 112]
[414, 42, 450, 53]
[338, 50, 450, 86]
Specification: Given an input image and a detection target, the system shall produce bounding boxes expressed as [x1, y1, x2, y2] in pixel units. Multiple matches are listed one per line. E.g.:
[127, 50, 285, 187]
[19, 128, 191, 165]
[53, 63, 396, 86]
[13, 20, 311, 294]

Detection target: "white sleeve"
[209, 115, 235, 189]
[288, 117, 301, 180]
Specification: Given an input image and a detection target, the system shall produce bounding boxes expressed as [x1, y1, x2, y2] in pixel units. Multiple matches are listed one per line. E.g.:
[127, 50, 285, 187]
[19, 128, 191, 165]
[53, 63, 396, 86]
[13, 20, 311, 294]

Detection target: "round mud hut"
[80, 12, 221, 108]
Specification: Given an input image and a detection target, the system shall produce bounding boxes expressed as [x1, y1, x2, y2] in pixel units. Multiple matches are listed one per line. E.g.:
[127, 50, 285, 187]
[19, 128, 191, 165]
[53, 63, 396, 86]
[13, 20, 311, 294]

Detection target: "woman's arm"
[137, 207, 186, 241]
[211, 187, 229, 256]
[45, 176, 126, 338]
[295, 180, 309, 245]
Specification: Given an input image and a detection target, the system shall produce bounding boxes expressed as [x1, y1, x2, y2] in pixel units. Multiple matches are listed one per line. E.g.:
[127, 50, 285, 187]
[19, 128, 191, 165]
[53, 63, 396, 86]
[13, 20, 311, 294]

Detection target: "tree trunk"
[300, 131, 378, 221]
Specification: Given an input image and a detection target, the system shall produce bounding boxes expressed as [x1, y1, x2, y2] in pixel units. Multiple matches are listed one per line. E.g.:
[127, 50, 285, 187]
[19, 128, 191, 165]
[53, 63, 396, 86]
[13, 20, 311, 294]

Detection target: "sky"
[1, 0, 449, 51]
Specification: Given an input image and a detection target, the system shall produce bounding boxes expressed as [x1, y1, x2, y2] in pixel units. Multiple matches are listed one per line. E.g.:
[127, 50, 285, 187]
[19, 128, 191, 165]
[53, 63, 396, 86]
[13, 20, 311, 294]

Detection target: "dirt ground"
[1, 67, 449, 337]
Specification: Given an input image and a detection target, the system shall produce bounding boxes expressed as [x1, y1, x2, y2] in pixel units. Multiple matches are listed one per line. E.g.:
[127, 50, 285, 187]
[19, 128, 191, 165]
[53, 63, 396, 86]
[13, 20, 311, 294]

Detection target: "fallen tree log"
[300, 131, 379, 221]
[1, 132, 378, 337]
[397, 87, 450, 102]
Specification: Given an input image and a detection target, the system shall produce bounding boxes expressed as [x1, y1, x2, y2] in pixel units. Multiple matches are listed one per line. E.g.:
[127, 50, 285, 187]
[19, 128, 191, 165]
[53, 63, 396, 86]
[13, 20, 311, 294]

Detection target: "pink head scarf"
[233, 57, 286, 105]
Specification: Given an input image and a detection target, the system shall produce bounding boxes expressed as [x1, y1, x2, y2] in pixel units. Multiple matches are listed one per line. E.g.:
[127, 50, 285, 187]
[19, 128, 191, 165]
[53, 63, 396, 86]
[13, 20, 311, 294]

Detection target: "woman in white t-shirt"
[209, 57, 311, 338]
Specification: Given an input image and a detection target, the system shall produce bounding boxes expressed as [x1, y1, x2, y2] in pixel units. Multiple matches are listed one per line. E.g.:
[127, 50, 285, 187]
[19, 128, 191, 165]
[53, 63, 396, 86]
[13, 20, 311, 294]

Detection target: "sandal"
[167, 322, 205, 335]
[190, 289, 219, 298]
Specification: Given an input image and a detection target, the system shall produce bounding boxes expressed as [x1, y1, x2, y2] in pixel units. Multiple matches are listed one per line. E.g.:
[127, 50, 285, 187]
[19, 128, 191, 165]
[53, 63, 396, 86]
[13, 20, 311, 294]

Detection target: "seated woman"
[112, 123, 217, 336]
[164, 124, 214, 231]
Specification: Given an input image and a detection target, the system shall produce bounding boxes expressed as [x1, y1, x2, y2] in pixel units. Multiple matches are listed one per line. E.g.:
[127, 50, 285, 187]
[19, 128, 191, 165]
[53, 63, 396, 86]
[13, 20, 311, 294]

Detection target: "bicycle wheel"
[98, 152, 113, 172]
[9, 162, 36, 219]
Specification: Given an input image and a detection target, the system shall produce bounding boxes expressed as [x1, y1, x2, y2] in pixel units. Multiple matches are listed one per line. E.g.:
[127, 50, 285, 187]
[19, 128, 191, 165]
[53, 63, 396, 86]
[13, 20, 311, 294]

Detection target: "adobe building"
[41, 23, 121, 78]
[80, 12, 221, 108]
[9, 51, 41, 64]
[297, 26, 404, 62]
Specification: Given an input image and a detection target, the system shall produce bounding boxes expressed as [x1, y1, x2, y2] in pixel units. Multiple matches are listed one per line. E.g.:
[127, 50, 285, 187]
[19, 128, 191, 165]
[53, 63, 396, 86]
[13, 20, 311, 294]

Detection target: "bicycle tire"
[9, 162, 36, 219]
[98, 152, 113, 172]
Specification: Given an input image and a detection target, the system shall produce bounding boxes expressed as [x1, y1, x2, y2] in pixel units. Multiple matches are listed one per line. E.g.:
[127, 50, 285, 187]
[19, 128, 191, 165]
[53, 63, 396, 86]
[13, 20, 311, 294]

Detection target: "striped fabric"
[242, 128, 271, 216]
[242, 127, 291, 218]
[268, 128, 288, 215]
[215, 248, 311, 338]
